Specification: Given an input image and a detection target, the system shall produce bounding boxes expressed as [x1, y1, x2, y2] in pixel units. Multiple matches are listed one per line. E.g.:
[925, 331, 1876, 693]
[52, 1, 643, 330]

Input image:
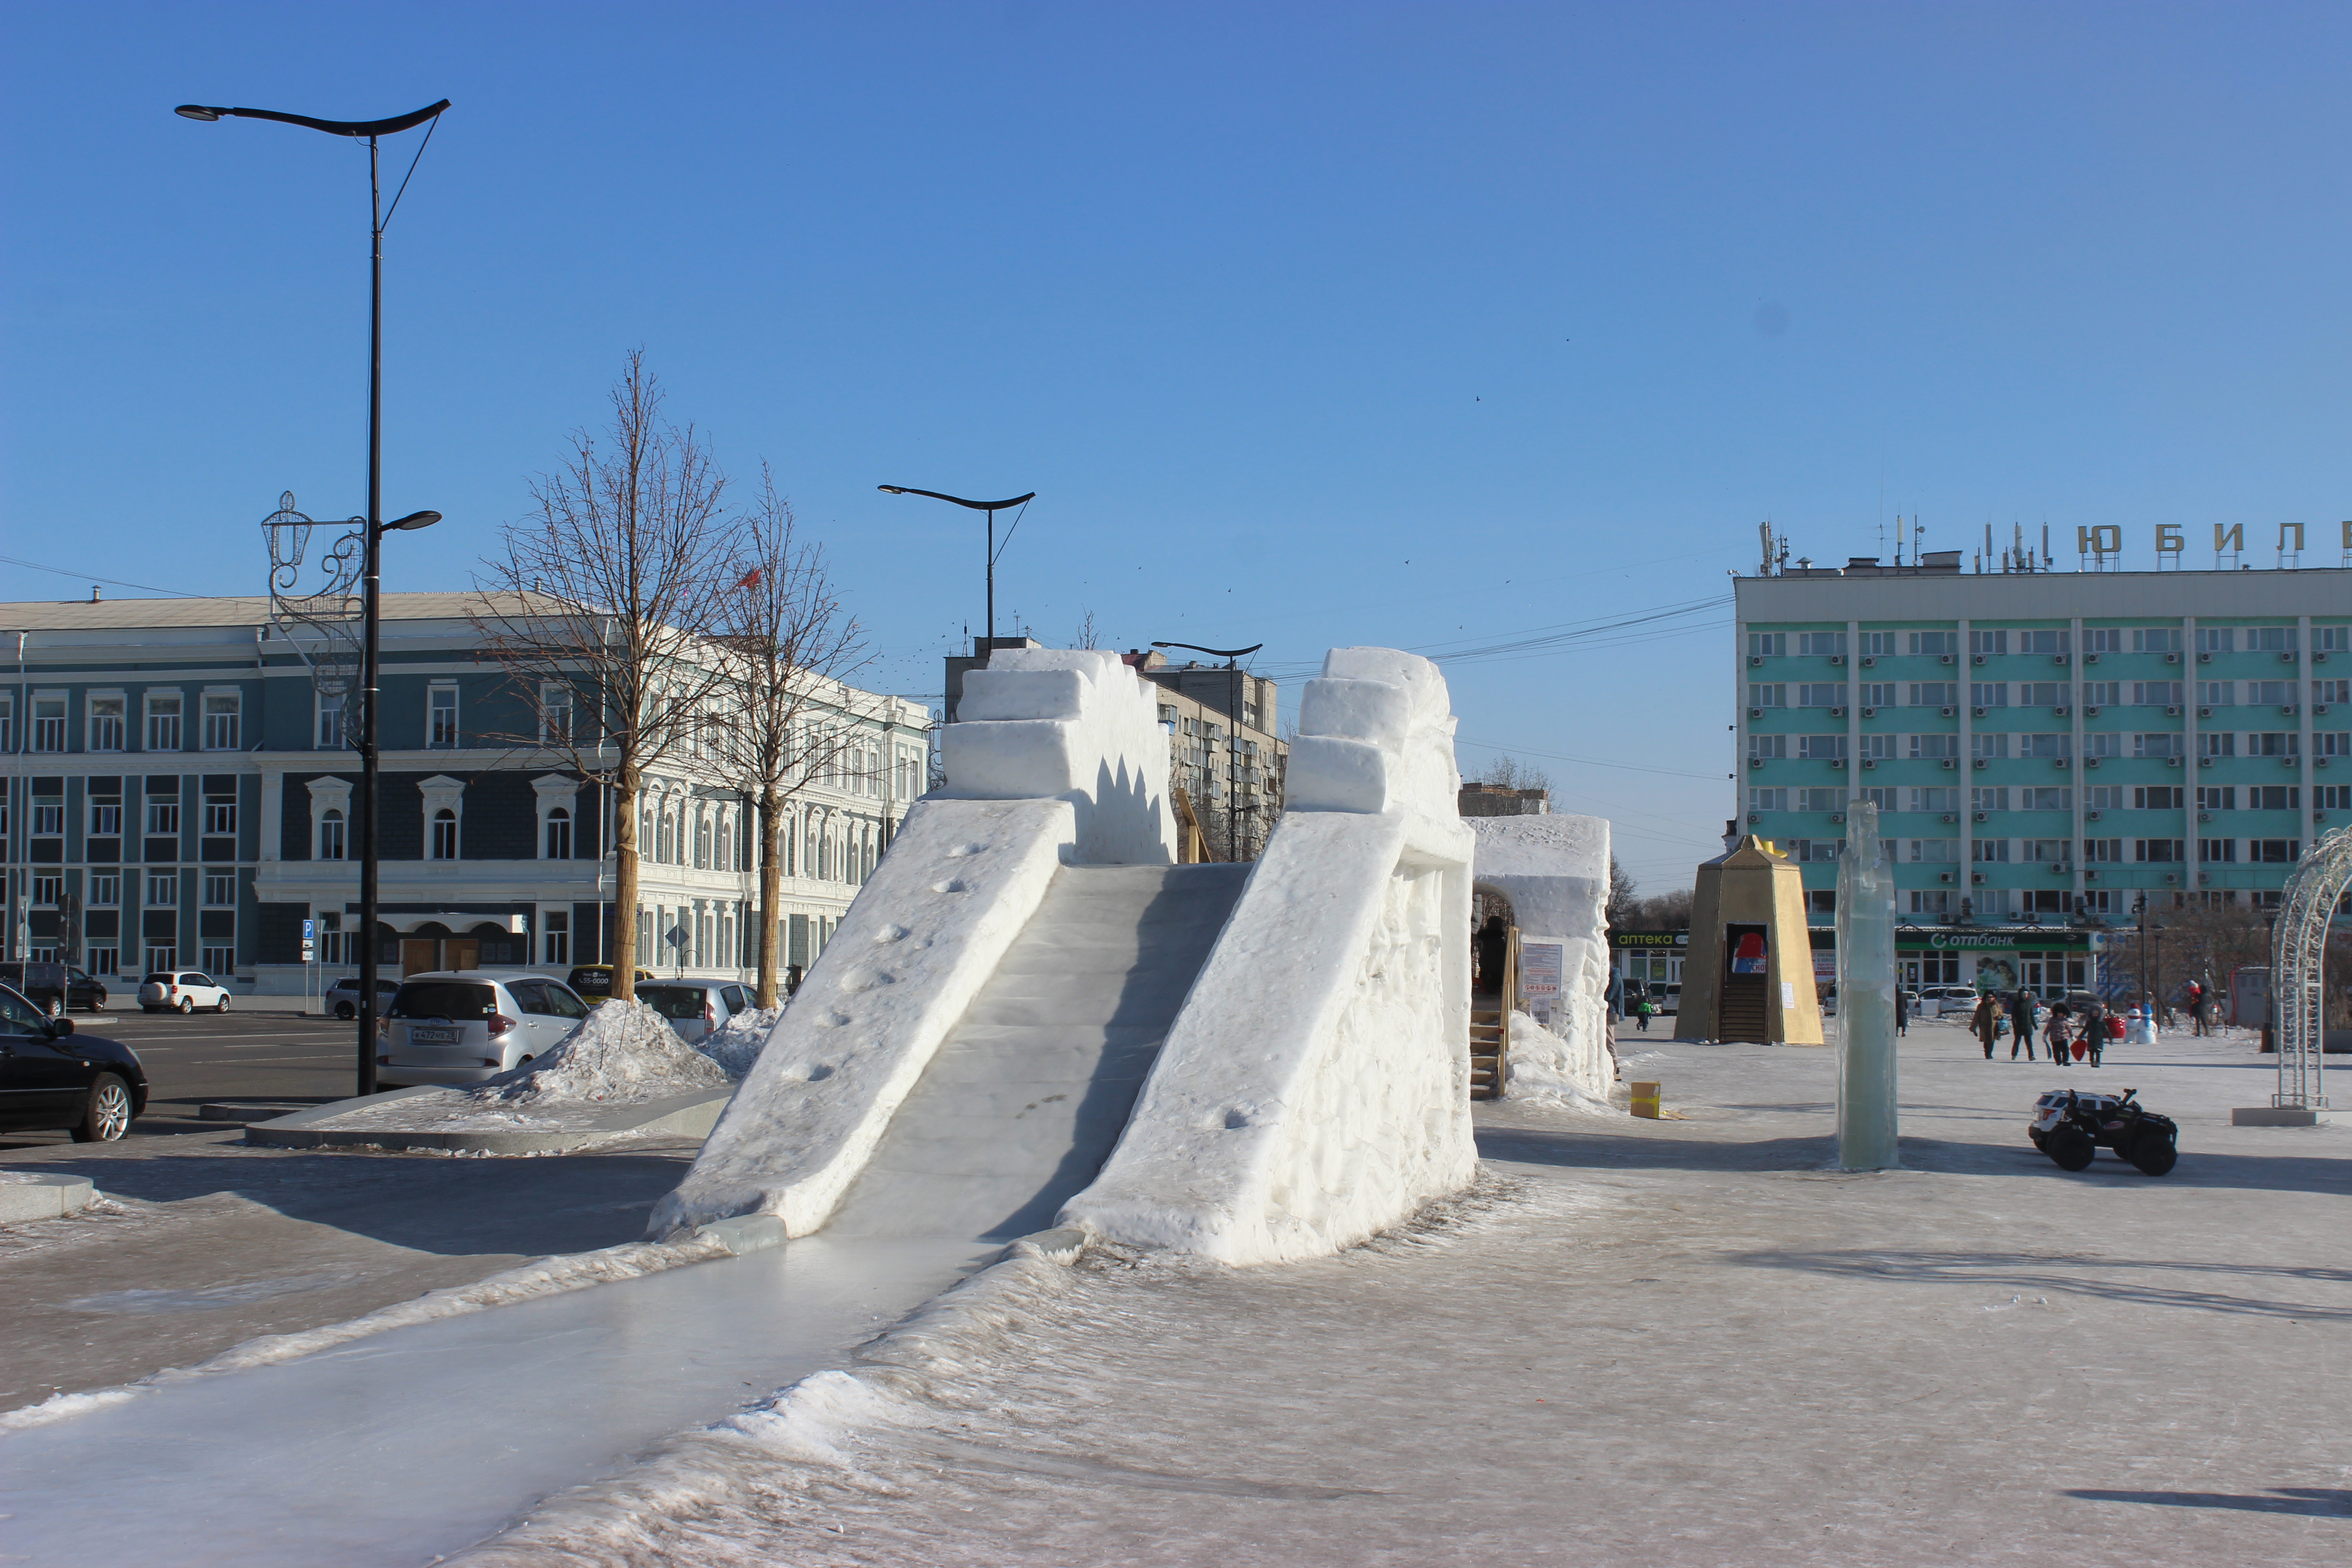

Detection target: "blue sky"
[4, 2, 2346, 887]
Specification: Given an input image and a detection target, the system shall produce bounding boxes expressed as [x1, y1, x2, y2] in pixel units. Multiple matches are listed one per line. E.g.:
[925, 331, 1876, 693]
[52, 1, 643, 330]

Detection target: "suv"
[633, 980, 753, 1044]
[1920, 984, 1979, 1018]
[378, 971, 590, 1087]
[0, 960, 107, 1017]
[139, 971, 231, 1014]
[323, 975, 402, 1021]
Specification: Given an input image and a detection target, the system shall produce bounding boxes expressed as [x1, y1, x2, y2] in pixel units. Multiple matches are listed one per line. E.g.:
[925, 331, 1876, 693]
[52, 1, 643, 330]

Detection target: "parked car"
[633, 980, 752, 1044]
[323, 975, 402, 1021]
[564, 965, 655, 1001]
[0, 961, 78, 1019]
[1653, 984, 1681, 1016]
[138, 971, 232, 1014]
[0, 981, 149, 1141]
[1920, 984, 1979, 1018]
[378, 971, 590, 1087]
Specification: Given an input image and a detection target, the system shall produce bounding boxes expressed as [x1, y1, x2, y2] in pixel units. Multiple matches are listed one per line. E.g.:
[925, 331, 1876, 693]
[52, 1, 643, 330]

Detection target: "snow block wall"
[1061, 648, 1478, 1265]
[1468, 814, 1615, 1100]
[940, 648, 1177, 865]
[649, 651, 1175, 1240]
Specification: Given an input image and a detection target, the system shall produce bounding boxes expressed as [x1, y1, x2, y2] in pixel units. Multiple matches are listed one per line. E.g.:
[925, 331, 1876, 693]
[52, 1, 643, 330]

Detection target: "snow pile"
[695, 1004, 782, 1080]
[484, 1000, 729, 1105]
[1503, 1009, 1621, 1114]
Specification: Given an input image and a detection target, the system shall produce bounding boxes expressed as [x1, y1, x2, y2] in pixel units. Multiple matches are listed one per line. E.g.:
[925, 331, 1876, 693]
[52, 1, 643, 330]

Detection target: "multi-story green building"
[1735, 555, 2352, 989]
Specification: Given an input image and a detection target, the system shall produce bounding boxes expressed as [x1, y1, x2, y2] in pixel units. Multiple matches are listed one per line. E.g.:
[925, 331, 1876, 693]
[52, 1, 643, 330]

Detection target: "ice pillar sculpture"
[1835, 800, 1899, 1169]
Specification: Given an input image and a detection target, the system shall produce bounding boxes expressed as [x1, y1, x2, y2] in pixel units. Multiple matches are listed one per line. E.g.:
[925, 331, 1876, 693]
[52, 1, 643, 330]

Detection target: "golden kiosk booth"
[1678, 836, 1824, 1045]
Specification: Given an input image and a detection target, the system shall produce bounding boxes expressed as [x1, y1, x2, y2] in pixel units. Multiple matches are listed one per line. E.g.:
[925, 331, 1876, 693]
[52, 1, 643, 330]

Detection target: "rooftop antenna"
[2042, 523, 2052, 569]
[1894, 514, 1904, 567]
[1759, 520, 1775, 575]
[1984, 521, 1994, 572]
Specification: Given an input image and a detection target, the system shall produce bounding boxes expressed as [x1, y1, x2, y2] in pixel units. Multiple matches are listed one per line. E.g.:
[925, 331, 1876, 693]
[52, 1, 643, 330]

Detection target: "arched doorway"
[1468, 883, 1519, 1098]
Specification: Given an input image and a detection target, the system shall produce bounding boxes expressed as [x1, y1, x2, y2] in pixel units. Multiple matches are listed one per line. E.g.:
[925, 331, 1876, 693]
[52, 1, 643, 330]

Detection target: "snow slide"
[655, 646, 1479, 1267]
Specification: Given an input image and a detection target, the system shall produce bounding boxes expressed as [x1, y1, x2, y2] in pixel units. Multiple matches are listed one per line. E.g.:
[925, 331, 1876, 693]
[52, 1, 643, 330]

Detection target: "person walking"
[2186, 980, 2208, 1037]
[2047, 1003, 2073, 1068]
[1972, 991, 2001, 1058]
[1896, 986, 1910, 1038]
[2088, 1005, 2114, 1067]
[2011, 987, 2039, 1061]
[1635, 995, 1656, 1033]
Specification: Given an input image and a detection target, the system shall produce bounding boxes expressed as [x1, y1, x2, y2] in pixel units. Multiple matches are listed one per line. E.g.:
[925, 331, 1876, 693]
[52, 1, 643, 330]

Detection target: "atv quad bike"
[2028, 1087, 2178, 1176]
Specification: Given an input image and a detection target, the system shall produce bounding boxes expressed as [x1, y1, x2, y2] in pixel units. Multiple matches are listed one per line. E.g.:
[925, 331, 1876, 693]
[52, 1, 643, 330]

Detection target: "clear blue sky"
[4, 3, 2346, 888]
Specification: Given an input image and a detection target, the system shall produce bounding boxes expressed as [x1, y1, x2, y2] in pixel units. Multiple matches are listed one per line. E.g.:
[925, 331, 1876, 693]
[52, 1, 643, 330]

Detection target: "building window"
[202, 693, 241, 750]
[147, 798, 180, 836]
[540, 685, 573, 745]
[544, 910, 569, 966]
[1797, 632, 1846, 657]
[0, 694, 11, 750]
[1973, 838, 2011, 862]
[31, 797, 64, 836]
[1909, 787, 1960, 812]
[1798, 788, 1847, 813]
[2133, 786, 2184, 810]
[696, 815, 712, 869]
[203, 871, 237, 906]
[2017, 630, 2068, 656]
[203, 799, 237, 836]
[1908, 631, 1958, 657]
[1860, 632, 1898, 657]
[1971, 630, 2008, 657]
[1971, 733, 2010, 760]
[89, 696, 126, 751]
[2250, 838, 2301, 863]
[2083, 838, 2122, 862]
[1797, 734, 1846, 761]
[146, 946, 177, 975]
[2134, 839, 2185, 863]
[318, 692, 348, 749]
[1970, 683, 2008, 708]
[32, 873, 63, 907]
[2082, 681, 2119, 706]
[90, 872, 121, 905]
[147, 870, 179, 905]
[201, 946, 236, 976]
[2197, 627, 2234, 654]
[318, 809, 347, 860]
[2132, 681, 2182, 706]
[1747, 632, 1786, 657]
[431, 808, 460, 860]
[2199, 838, 2237, 864]
[2134, 733, 2182, 760]
[428, 685, 459, 747]
[2082, 629, 2124, 654]
[31, 695, 66, 752]
[1797, 684, 1847, 709]
[1747, 787, 1787, 813]
[544, 807, 572, 860]
[147, 693, 184, 751]
[2198, 681, 2234, 707]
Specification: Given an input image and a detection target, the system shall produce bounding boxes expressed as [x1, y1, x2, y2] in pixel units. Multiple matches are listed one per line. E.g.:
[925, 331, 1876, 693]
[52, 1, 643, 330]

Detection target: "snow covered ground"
[459, 1016, 2352, 1567]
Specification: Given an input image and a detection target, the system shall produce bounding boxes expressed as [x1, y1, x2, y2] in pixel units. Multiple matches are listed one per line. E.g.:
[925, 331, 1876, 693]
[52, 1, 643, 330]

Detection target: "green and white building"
[1735, 557, 2352, 951]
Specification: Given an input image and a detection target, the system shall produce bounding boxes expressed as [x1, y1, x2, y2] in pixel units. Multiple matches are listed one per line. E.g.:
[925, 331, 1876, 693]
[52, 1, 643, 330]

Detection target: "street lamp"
[875, 486, 1035, 655]
[1151, 642, 1265, 861]
[180, 98, 448, 1096]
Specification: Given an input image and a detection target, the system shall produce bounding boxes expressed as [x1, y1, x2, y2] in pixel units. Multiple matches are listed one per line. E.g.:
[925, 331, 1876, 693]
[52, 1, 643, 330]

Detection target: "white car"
[1920, 985, 1980, 1017]
[140, 970, 231, 1014]
[633, 980, 752, 1045]
[377, 971, 589, 1087]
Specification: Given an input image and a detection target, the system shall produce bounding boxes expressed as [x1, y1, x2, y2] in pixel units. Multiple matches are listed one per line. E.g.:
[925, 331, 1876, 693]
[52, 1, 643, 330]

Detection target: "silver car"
[634, 980, 750, 1044]
[378, 971, 589, 1087]
[323, 975, 401, 1021]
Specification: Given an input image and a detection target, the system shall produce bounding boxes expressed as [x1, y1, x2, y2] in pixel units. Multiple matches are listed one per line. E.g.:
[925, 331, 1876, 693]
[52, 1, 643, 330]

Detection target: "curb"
[0, 1173, 98, 1225]
[244, 1085, 736, 1153]
[200, 1102, 315, 1123]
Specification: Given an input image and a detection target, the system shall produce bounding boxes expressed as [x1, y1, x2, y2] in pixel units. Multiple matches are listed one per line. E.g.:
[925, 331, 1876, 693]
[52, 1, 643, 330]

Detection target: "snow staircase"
[823, 861, 1250, 1244]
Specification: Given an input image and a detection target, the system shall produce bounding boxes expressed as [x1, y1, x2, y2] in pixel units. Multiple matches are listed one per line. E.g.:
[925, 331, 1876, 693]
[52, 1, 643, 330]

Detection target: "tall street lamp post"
[179, 98, 448, 1095]
[875, 487, 1035, 655]
[1151, 642, 1264, 861]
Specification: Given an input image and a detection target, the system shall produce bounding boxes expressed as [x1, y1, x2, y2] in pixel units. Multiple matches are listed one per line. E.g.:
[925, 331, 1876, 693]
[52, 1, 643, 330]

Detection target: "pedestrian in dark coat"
[1896, 987, 1910, 1037]
[1972, 992, 2001, 1058]
[2011, 989, 2038, 1061]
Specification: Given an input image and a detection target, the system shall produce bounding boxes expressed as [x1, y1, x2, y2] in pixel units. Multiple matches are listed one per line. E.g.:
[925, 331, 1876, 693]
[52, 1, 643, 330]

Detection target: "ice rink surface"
[476, 1021, 2351, 1566]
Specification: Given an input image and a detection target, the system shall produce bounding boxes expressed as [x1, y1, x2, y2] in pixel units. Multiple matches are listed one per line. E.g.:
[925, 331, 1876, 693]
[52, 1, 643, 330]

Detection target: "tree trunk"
[612, 765, 641, 1003]
[756, 784, 784, 1008]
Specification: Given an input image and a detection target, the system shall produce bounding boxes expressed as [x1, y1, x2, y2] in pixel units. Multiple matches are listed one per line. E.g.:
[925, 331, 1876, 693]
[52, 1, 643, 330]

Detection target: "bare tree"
[474, 351, 740, 1003]
[1478, 753, 1554, 793]
[1605, 855, 1639, 930]
[713, 467, 872, 1008]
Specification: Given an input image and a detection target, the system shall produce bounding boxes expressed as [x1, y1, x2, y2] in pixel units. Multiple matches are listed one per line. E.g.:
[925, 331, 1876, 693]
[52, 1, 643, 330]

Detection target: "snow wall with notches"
[648, 649, 1176, 1239]
[1059, 647, 1479, 1265]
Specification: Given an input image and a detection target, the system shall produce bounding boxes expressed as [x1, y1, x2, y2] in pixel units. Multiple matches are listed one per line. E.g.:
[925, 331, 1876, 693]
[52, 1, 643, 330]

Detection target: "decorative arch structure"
[2269, 826, 2352, 1114]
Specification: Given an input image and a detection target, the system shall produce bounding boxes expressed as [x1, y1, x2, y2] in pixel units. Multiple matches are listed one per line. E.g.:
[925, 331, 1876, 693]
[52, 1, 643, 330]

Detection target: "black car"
[0, 960, 109, 1019]
[0, 983, 148, 1141]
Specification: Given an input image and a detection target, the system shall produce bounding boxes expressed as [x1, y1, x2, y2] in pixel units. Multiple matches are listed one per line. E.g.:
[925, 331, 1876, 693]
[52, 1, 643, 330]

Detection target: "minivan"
[377, 971, 590, 1087]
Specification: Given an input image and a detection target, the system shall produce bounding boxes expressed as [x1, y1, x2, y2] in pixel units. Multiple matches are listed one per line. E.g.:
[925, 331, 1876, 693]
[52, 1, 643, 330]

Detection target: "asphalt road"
[2, 1007, 363, 1151]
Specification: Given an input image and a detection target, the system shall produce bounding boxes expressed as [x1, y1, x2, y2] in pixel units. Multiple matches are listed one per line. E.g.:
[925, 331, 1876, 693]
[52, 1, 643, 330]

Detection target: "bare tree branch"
[710, 466, 874, 1007]
[470, 350, 741, 1002]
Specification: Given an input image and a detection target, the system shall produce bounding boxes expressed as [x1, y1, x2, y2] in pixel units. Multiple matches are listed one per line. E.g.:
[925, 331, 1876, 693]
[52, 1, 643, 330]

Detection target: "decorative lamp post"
[179, 98, 448, 1095]
[875, 487, 1035, 656]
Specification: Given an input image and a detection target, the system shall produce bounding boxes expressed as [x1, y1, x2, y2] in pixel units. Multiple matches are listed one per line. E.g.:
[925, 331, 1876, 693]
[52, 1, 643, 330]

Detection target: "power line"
[0, 554, 205, 599]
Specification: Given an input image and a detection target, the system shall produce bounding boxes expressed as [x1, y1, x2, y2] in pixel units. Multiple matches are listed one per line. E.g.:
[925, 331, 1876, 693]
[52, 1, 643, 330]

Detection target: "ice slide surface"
[828, 861, 1251, 1243]
[0, 864, 1248, 1565]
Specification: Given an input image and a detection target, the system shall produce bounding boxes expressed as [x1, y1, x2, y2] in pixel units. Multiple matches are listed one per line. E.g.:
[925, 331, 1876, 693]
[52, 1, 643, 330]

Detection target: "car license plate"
[408, 1027, 460, 1044]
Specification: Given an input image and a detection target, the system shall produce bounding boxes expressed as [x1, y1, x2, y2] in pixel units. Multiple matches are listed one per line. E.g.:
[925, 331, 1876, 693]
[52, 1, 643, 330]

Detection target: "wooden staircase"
[1468, 927, 1519, 1100]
